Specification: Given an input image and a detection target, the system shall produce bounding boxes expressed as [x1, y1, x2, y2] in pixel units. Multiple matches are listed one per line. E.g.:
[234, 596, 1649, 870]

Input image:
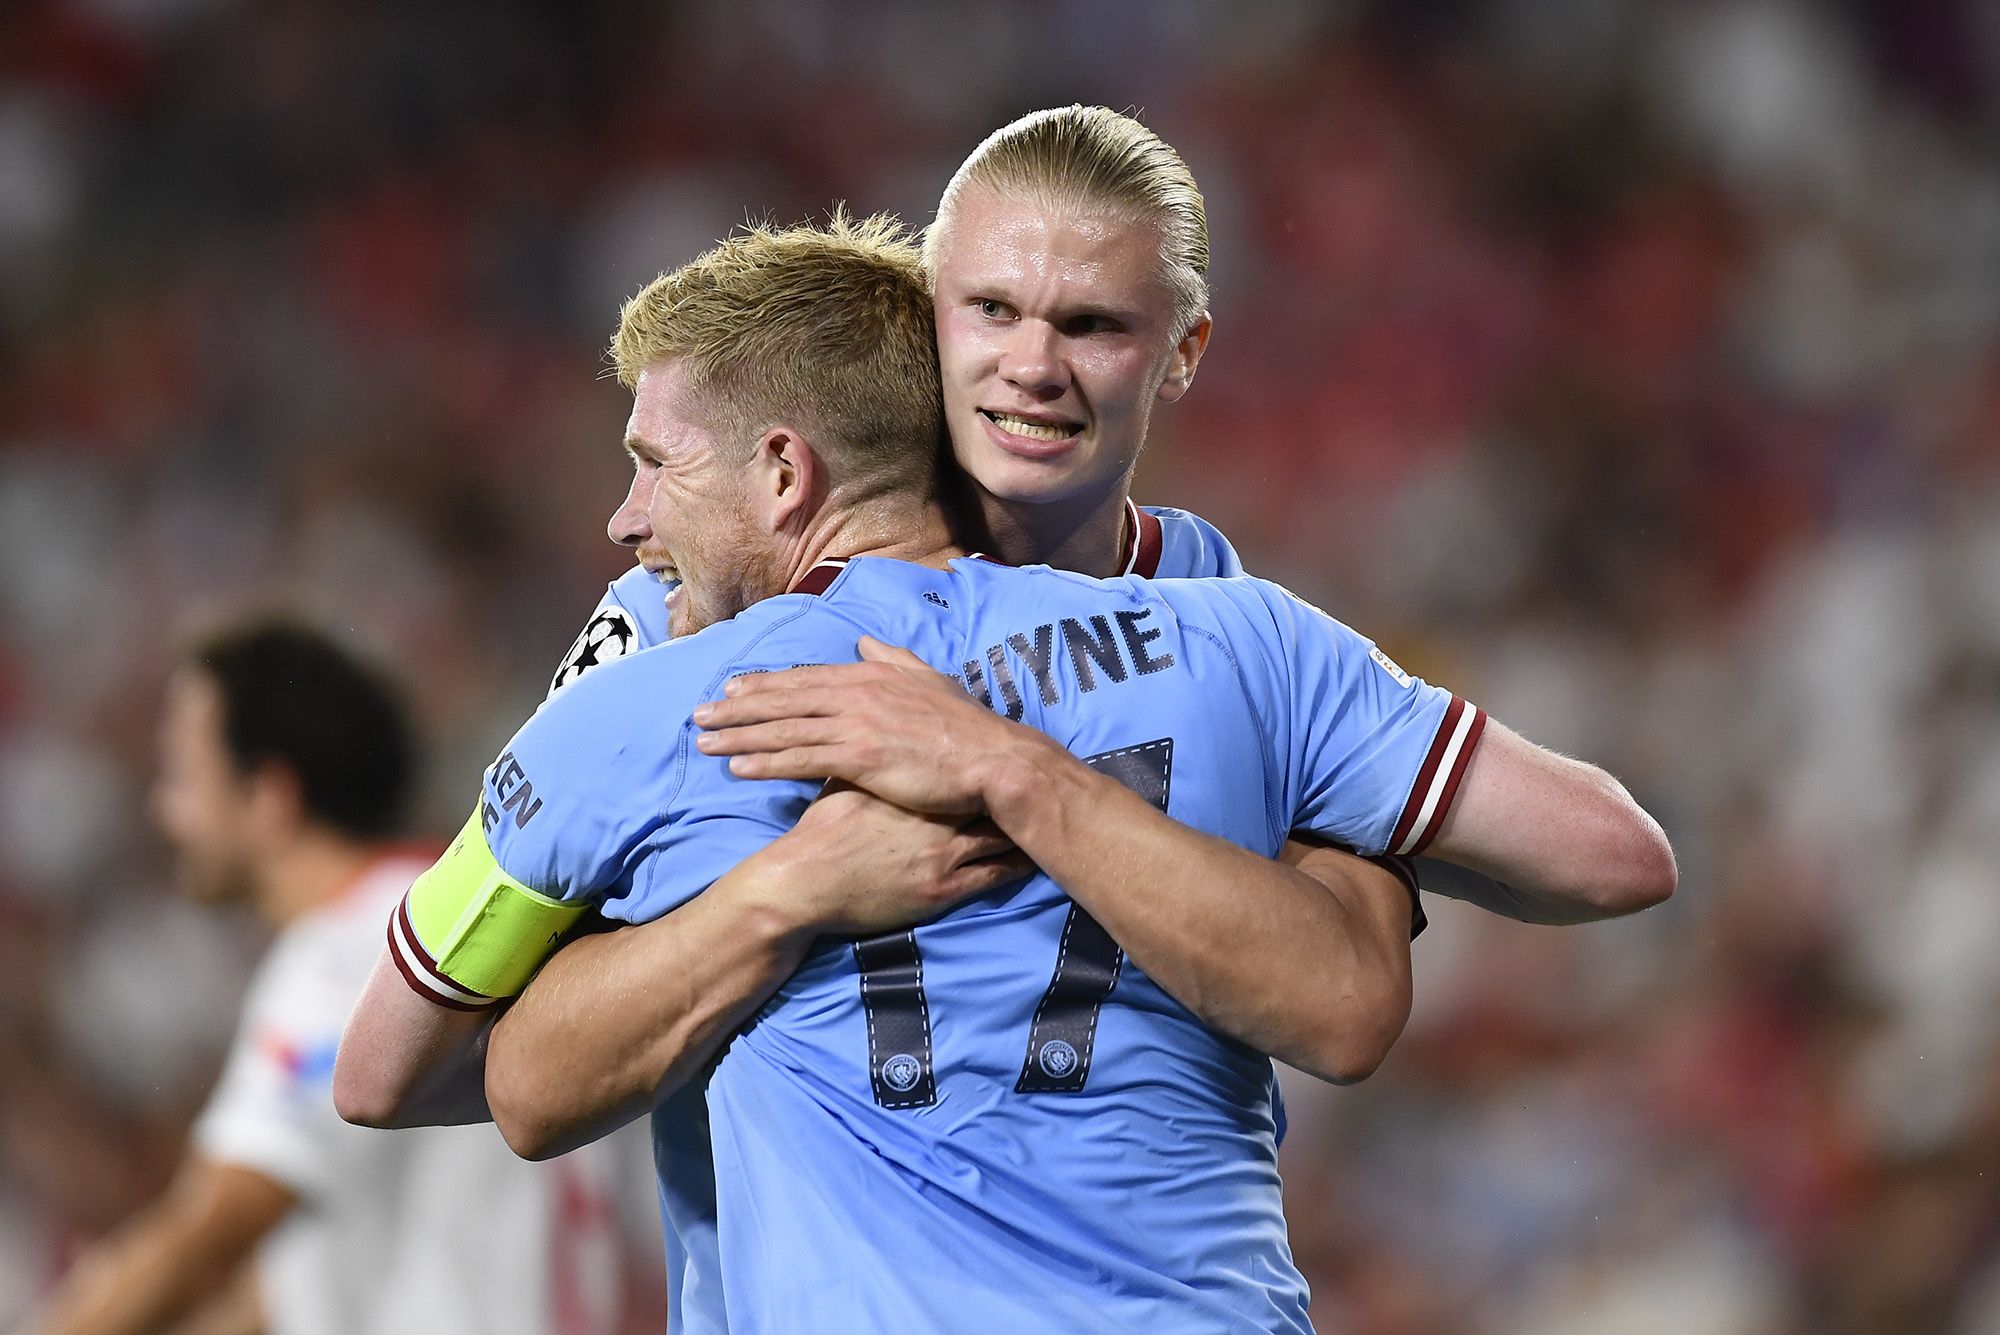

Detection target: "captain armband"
[386, 810, 588, 1011]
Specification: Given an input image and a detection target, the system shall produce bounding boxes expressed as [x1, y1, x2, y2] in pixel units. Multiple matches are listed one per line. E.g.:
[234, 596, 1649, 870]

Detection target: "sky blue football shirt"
[484, 552, 1484, 1334]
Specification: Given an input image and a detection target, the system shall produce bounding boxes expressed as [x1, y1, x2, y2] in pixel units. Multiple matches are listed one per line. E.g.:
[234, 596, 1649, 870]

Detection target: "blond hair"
[927, 106, 1210, 333]
[612, 211, 943, 496]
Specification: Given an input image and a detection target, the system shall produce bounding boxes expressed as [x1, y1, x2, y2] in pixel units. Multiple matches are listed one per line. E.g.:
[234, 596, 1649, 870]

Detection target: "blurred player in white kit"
[26, 619, 662, 1335]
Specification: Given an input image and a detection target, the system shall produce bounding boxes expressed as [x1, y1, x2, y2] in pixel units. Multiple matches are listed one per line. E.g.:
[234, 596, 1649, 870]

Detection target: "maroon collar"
[806, 510, 1159, 593]
[789, 558, 850, 596]
[968, 503, 1160, 576]
[1120, 500, 1164, 578]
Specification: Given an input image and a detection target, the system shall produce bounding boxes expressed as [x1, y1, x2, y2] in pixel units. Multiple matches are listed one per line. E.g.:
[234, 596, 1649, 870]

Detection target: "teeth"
[655, 566, 679, 584]
[989, 412, 1076, 442]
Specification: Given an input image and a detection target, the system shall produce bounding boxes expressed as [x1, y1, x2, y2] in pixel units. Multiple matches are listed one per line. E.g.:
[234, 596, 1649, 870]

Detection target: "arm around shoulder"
[333, 949, 494, 1128]
[1426, 718, 1677, 925]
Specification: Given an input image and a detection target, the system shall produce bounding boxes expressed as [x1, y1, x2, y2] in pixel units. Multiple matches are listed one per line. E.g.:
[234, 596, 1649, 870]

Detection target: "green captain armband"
[387, 810, 587, 1008]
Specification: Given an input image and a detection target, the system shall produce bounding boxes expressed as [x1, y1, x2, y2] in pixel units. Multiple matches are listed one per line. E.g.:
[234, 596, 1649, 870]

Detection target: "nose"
[998, 321, 1069, 402]
[607, 472, 651, 548]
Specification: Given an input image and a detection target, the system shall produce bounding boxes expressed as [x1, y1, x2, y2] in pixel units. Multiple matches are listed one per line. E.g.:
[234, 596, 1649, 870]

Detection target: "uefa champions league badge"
[550, 607, 639, 693]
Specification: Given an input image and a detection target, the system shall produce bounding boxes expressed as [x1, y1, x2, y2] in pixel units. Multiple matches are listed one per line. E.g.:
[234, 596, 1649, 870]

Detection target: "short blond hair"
[612, 211, 943, 496]
[927, 106, 1210, 334]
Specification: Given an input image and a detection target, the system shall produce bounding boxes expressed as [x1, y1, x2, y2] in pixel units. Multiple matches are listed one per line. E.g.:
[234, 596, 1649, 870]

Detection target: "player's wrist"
[976, 727, 1083, 830]
[710, 836, 830, 944]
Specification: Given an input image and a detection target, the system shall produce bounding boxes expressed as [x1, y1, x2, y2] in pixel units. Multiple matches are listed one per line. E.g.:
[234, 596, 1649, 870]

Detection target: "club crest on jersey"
[880, 1053, 924, 1092]
[1369, 644, 1414, 689]
[1036, 1039, 1080, 1079]
[551, 608, 639, 693]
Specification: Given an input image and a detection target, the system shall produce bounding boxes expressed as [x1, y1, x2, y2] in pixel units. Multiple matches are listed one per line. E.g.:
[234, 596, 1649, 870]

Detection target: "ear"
[1156, 313, 1212, 405]
[241, 760, 306, 851]
[748, 426, 822, 534]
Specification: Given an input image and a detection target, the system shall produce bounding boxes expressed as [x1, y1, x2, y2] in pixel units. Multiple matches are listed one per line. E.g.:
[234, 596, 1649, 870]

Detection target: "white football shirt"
[193, 852, 659, 1335]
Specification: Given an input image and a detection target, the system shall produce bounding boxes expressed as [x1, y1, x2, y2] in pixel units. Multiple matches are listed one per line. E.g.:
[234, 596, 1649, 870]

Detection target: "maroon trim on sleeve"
[1388, 697, 1488, 856]
[386, 899, 497, 1012]
[1414, 707, 1486, 855]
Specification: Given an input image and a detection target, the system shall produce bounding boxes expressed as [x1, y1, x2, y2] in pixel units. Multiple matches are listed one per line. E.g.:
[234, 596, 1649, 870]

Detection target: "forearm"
[32, 1221, 217, 1334]
[982, 737, 1411, 1083]
[29, 1165, 285, 1335]
[1407, 858, 1583, 926]
[334, 954, 494, 1128]
[168, 1263, 262, 1335]
[484, 848, 818, 1160]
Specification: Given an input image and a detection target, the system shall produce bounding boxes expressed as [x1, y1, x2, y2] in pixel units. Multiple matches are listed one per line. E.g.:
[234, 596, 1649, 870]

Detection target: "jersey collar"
[1120, 499, 1164, 578]
[789, 558, 851, 596]
[792, 518, 1158, 593]
[966, 504, 1160, 576]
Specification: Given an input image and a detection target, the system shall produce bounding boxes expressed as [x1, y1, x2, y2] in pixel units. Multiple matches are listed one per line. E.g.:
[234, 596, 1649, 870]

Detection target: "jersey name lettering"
[960, 608, 1177, 719]
[483, 751, 545, 832]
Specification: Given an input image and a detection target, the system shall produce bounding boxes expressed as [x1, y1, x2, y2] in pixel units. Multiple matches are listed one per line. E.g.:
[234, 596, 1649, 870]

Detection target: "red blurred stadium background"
[3, 1, 1998, 1330]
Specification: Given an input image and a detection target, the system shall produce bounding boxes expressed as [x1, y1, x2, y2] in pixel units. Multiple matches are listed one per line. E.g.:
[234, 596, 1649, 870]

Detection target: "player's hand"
[769, 784, 1035, 936]
[694, 637, 1053, 817]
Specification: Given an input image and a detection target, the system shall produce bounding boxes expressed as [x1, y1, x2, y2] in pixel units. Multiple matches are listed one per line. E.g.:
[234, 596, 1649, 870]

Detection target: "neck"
[778, 491, 964, 588]
[974, 479, 1133, 577]
[253, 829, 383, 928]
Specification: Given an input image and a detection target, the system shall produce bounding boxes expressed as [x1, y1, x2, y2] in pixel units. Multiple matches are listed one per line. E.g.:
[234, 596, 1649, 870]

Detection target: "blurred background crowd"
[2, 0, 1996, 1330]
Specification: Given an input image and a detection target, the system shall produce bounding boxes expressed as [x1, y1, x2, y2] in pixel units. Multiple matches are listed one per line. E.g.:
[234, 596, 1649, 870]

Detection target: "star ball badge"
[551, 607, 639, 693]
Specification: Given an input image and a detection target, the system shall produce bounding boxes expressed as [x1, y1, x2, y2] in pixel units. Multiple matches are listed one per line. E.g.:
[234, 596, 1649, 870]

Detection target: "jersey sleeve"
[191, 934, 354, 1198]
[547, 567, 674, 697]
[387, 655, 696, 1008]
[1242, 579, 1486, 857]
[1144, 505, 1247, 578]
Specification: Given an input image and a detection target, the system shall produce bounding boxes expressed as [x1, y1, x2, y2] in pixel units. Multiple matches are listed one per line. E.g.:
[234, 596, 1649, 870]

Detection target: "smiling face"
[930, 186, 1210, 521]
[606, 360, 781, 638]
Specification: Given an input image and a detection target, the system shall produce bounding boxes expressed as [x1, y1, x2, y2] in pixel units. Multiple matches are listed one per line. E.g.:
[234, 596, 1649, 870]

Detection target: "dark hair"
[189, 620, 414, 839]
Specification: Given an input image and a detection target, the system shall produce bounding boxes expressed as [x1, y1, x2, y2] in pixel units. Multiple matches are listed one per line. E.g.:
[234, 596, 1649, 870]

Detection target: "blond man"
[344, 207, 1539, 1333]
[339, 192, 1670, 1329]
[478, 106, 1672, 1153]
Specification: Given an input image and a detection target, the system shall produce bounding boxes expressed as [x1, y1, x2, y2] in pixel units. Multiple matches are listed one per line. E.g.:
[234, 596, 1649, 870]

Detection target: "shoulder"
[239, 900, 385, 1035]
[548, 566, 674, 695]
[805, 557, 978, 654]
[1144, 575, 1366, 670]
[500, 601, 825, 833]
[1145, 572, 1282, 622]
[1136, 503, 1246, 578]
[522, 617, 752, 771]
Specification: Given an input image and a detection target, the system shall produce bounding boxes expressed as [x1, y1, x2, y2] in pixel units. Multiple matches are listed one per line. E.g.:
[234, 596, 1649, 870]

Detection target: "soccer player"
[477, 107, 1673, 1151]
[28, 622, 661, 1335]
[340, 216, 1671, 1330]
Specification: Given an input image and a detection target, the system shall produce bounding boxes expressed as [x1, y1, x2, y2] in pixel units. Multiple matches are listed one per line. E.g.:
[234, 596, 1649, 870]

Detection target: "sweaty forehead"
[938, 192, 1165, 297]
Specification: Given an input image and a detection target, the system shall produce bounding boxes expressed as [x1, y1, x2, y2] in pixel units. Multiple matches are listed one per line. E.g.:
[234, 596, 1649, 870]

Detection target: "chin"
[960, 452, 1091, 506]
[178, 861, 253, 905]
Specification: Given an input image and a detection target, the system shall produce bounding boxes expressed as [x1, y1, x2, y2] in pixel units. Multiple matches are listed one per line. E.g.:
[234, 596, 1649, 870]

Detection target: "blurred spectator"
[20, 619, 661, 1333]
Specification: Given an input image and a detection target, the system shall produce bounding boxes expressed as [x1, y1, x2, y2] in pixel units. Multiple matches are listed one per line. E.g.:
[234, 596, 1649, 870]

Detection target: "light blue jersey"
[543, 504, 1245, 1334]
[547, 501, 1241, 694]
[500, 555, 1485, 1333]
